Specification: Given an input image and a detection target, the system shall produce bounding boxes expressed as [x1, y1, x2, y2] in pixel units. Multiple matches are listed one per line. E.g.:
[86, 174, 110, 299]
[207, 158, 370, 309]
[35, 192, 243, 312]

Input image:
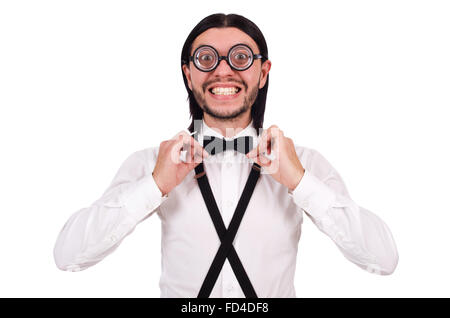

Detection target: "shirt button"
[110, 235, 117, 242]
[226, 162, 232, 169]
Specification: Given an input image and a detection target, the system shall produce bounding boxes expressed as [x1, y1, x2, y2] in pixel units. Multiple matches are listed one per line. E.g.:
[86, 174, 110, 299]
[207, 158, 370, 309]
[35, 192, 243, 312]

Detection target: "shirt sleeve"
[53, 147, 168, 272]
[289, 147, 399, 275]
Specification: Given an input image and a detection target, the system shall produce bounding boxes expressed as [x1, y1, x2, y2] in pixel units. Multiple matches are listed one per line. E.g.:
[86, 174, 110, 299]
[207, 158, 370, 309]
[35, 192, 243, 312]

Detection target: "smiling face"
[182, 27, 271, 122]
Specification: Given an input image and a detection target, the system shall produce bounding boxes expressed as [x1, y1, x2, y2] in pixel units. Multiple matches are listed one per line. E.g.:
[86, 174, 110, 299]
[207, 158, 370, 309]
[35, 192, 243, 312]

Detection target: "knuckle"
[173, 130, 187, 141]
[269, 124, 279, 130]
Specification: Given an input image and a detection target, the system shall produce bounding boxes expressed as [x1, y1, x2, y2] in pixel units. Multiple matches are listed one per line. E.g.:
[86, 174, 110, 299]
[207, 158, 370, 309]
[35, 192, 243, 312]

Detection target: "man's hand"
[152, 131, 209, 196]
[246, 125, 305, 191]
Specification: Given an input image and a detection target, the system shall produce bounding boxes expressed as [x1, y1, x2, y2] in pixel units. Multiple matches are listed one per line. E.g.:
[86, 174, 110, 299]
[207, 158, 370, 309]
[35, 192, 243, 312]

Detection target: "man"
[54, 13, 398, 298]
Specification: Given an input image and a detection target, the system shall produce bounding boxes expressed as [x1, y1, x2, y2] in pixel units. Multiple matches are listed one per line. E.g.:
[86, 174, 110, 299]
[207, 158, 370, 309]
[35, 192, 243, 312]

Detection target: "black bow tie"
[202, 135, 253, 155]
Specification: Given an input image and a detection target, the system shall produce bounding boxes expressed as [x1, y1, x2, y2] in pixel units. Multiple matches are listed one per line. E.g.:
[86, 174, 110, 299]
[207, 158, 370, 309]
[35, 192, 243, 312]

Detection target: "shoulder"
[121, 145, 161, 163]
[293, 144, 349, 196]
[133, 146, 161, 165]
[293, 144, 330, 171]
[114, 146, 161, 179]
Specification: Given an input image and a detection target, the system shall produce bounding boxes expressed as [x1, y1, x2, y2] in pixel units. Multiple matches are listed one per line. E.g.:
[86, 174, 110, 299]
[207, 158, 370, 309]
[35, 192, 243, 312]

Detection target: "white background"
[1, 0, 449, 297]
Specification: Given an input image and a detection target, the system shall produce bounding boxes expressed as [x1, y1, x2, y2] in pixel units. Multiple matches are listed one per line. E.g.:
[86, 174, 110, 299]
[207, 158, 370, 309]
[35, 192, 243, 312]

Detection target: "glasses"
[187, 43, 265, 72]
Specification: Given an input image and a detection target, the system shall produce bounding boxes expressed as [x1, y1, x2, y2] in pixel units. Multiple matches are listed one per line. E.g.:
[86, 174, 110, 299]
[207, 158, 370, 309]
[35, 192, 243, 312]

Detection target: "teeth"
[211, 87, 239, 95]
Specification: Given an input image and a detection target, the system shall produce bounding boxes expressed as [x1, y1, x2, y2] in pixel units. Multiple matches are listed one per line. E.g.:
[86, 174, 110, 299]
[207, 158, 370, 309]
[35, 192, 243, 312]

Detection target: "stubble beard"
[192, 82, 259, 122]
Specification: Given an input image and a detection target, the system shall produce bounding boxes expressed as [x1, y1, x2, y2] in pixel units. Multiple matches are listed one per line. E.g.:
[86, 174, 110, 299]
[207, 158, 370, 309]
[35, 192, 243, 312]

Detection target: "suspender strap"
[195, 162, 261, 298]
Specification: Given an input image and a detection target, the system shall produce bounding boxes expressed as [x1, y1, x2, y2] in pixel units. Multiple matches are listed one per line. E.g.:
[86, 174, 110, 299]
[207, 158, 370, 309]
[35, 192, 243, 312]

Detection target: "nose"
[213, 58, 235, 77]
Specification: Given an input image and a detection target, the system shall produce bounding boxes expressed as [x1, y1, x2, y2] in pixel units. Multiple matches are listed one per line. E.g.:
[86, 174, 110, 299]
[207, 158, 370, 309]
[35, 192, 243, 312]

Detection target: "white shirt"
[54, 120, 399, 298]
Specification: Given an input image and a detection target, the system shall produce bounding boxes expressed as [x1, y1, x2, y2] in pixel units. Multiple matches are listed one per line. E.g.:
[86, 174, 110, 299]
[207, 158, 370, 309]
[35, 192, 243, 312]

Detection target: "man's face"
[182, 27, 271, 121]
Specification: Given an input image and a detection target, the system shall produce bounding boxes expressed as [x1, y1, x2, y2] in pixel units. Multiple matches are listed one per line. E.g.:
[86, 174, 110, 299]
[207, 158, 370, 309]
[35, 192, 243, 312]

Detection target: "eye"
[235, 53, 249, 60]
[200, 54, 214, 61]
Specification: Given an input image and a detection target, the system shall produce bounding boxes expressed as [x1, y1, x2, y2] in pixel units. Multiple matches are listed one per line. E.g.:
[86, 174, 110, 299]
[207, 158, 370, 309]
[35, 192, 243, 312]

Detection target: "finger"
[248, 131, 280, 161]
[246, 147, 258, 158]
[171, 131, 208, 164]
[190, 137, 209, 159]
[181, 142, 200, 164]
[179, 132, 208, 159]
[246, 129, 269, 158]
[184, 141, 208, 164]
[178, 138, 204, 166]
[171, 130, 192, 141]
[173, 133, 204, 164]
[172, 131, 196, 153]
[170, 134, 185, 164]
[263, 127, 282, 158]
[257, 129, 270, 156]
[261, 151, 276, 161]
[248, 144, 273, 161]
[251, 154, 271, 169]
[250, 154, 262, 166]
[264, 129, 274, 155]
[183, 158, 203, 172]
[172, 133, 201, 164]
[178, 157, 201, 175]
[265, 126, 281, 150]
[189, 143, 206, 163]
[258, 153, 271, 166]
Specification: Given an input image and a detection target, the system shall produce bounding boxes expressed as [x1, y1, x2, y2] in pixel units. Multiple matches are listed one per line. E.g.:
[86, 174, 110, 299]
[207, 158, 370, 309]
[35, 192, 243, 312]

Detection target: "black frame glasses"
[186, 43, 266, 72]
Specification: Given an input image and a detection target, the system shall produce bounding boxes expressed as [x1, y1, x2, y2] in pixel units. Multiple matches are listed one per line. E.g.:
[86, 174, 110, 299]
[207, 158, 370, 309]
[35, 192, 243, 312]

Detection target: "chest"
[158, 162, 303, 242]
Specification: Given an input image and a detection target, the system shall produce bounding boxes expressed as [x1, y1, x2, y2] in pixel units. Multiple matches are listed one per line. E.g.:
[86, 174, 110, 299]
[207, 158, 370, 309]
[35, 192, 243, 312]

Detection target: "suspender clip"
[252, 164, 261, 172]
[194, 171, 206, 179]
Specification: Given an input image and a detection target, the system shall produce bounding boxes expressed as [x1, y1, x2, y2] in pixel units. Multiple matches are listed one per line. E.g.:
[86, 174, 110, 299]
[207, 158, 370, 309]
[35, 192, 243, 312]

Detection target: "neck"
[203, 112, 252, 138]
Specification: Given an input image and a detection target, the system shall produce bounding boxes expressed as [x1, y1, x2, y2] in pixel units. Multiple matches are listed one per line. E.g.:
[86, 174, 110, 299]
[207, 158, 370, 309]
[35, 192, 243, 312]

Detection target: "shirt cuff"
[120, 173, 168, 222]
[288, 170, 336, 219]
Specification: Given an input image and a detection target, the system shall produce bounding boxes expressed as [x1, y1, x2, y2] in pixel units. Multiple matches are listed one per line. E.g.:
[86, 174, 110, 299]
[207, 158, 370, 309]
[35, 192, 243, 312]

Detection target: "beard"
[192, 80, 259, 121]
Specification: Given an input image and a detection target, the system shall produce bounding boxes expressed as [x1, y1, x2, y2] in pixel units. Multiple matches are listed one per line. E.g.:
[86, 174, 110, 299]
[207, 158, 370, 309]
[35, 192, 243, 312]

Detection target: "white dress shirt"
[54, 120, 399, 298]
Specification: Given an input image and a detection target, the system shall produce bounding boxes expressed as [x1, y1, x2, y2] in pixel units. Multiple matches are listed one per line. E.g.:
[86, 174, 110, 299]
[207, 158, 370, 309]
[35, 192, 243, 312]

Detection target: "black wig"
[181, 13, 269, 135]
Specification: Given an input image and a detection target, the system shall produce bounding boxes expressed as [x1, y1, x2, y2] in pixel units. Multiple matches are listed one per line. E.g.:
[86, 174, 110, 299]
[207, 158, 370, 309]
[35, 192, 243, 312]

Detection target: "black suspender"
[194, 162, 261, 298]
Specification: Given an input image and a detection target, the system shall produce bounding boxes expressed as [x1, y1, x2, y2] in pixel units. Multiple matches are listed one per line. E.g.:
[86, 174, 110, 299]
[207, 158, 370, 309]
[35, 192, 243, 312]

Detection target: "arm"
[290, 147, 399, 275]
[53, 148, 167, 271]
[247, 125, 398, 275]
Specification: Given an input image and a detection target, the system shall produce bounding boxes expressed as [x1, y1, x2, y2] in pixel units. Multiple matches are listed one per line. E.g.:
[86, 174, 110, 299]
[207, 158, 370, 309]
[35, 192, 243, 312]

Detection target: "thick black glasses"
[188, 43, 265, 72]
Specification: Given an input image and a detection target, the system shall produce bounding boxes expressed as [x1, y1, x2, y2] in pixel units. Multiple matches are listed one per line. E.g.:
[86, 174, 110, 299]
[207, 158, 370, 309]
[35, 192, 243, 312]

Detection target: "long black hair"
[181, 13, 269, 135]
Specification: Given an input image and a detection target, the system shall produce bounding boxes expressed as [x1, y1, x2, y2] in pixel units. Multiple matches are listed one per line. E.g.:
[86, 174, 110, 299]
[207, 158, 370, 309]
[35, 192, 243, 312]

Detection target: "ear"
[182, 64, 193, 90]
[258, 59, 272, 89]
